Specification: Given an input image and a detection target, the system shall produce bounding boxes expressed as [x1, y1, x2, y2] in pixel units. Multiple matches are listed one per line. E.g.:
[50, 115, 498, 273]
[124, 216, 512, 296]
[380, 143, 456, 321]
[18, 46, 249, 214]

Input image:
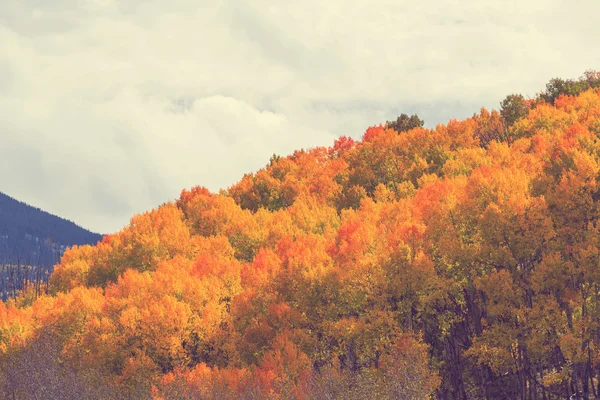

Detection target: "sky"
[1, 0, 599, 235]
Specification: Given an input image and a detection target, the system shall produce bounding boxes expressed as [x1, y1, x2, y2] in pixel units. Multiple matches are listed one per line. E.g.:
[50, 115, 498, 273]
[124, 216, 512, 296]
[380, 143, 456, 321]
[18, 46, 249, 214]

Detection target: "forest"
[1, 71, 600, 399]
[0, 192, 102, 300]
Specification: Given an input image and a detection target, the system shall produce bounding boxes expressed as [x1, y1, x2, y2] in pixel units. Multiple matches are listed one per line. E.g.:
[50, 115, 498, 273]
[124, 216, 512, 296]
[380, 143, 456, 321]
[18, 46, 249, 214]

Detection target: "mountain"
[1, 71, 600, 400]
[0, 192, 102, 298]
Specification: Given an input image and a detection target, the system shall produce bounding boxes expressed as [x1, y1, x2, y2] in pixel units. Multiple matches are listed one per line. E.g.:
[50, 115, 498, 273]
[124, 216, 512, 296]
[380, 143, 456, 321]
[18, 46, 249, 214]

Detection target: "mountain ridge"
[0, 191, 103, 242]
[0, 191, 103, 298]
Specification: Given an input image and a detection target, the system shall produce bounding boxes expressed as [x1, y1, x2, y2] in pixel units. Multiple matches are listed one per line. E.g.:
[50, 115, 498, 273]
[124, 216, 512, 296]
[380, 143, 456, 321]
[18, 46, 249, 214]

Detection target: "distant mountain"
[0, 191, 102, 298]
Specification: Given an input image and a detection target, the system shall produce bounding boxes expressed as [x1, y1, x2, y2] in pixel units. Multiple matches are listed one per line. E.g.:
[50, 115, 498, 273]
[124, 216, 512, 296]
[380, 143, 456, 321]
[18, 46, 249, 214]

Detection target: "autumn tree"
[4, 71, 600, 400]
[386, 113, 425, 133]
[500, 93, 529, 128]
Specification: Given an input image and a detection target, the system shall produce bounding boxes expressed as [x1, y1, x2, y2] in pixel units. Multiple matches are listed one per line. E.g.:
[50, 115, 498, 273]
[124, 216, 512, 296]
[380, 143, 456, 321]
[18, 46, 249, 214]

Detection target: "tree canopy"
[2, 71, 600, 399]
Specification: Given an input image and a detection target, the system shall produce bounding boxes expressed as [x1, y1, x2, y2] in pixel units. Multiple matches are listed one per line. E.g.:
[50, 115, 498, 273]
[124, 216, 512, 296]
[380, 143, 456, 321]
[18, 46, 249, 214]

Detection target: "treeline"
[1, 71, 600, 399]
[1, 263, 51, 302]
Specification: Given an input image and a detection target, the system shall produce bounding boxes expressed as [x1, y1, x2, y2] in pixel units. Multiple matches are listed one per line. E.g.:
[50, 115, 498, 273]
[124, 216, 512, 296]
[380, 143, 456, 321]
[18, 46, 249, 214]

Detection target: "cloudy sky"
[1, 0, 599, 234]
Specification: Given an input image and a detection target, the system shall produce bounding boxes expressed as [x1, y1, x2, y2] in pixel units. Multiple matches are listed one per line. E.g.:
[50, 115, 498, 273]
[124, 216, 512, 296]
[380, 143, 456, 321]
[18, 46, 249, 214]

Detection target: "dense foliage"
[2, 72, 600, 399]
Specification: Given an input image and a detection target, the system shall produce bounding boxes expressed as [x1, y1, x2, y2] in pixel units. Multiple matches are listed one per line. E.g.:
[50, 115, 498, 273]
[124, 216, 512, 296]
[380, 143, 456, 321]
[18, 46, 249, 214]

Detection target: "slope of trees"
[0, 192, 102, 247]
[2, 71, 600, 399]
[0, 192, 103, 300]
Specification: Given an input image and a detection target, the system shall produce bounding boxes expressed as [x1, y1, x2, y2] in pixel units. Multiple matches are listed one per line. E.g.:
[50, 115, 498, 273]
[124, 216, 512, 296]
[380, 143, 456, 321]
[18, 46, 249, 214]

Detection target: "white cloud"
[0, 0, 599, 234]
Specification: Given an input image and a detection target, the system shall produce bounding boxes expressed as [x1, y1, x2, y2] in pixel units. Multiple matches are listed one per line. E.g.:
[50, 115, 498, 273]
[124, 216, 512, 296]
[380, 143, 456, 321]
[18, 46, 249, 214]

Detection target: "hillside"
[0, 192, 103, 298]
[1, 71, 600, 399]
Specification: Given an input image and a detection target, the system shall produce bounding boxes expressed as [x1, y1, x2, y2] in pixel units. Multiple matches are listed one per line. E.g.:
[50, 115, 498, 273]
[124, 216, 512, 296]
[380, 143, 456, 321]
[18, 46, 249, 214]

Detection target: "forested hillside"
[0, 192, 102, 299]
[2, 71, 600, 399]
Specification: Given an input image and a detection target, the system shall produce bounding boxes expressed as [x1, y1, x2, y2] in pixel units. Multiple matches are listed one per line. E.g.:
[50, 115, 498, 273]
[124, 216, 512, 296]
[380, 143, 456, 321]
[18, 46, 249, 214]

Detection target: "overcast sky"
[1, 0, 599, 235]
